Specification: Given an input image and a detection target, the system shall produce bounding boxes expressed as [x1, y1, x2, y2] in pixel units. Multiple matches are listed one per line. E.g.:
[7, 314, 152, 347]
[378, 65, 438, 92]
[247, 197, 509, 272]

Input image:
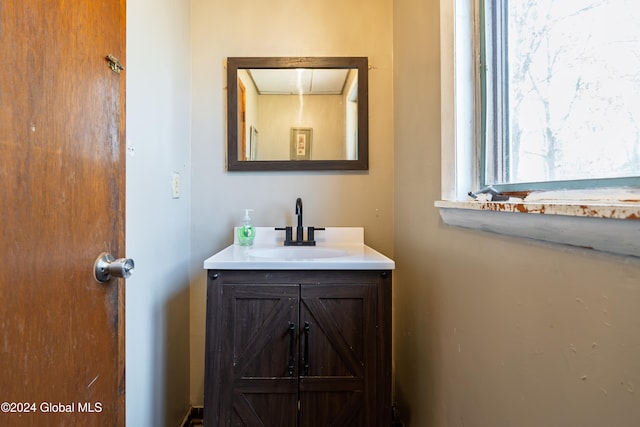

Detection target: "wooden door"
[299, 283, 377, 427]
[0, 1, 126, 426]
[213, 280, 299, 426]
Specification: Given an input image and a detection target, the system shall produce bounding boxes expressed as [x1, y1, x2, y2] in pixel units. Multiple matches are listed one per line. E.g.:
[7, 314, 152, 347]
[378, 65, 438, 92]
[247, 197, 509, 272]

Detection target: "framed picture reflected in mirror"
[290, 127, 312, 160]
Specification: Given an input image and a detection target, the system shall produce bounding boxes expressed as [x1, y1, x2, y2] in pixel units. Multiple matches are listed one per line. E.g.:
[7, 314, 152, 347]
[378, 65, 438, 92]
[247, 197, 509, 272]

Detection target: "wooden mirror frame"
[227, 57, 369, 171]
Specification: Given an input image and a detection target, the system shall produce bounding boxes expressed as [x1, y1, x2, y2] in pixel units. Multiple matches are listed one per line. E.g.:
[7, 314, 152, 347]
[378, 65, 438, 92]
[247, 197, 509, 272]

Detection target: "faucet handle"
[307, 226, 325, 242]
[275, 226, 293, 243]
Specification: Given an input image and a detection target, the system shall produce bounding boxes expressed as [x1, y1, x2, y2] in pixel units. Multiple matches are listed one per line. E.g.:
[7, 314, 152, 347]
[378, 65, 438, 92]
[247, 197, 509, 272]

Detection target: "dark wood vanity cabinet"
[204, 270, 392, 426]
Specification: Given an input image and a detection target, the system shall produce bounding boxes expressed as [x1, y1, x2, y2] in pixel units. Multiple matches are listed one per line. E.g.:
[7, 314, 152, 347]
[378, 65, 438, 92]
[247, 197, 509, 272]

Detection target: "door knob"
[94, 252, 135, 283]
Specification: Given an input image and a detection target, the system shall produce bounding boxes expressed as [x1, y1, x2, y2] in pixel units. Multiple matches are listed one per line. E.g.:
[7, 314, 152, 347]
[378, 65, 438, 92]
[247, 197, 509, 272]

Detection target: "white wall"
[189, 0, 394, 405]
[257, 95, 344, 160]
[393, 0, 640, 426]
[126, 0, 192, 425]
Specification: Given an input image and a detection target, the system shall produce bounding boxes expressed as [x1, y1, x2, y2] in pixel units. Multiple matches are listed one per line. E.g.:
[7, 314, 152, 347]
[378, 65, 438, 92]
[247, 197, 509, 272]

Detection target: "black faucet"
[295, 197, 304, 241]
[276, 197, 324, 246]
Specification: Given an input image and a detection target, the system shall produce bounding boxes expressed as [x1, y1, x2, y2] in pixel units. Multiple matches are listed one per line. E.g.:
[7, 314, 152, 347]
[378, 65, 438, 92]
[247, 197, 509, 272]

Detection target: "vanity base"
[204, 269, 392, 426]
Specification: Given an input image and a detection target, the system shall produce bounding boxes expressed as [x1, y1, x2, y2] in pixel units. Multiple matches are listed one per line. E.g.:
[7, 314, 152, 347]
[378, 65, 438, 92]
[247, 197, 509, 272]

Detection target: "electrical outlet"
[172, 172, 180, 199]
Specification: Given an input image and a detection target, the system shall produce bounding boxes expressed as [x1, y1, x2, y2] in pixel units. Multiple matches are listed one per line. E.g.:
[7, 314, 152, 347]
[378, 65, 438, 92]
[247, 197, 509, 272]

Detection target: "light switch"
[172, 172, 180, 199]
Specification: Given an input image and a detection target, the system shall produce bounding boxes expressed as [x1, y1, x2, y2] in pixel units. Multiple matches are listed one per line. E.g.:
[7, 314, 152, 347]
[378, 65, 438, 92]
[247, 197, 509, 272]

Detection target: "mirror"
[227, 57, 369, 171]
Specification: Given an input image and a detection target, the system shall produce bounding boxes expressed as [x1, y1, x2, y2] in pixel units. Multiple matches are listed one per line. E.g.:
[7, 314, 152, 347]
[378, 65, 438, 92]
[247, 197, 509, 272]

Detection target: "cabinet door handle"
[288, 322, 295, 377]
[303, 321, 310, 376]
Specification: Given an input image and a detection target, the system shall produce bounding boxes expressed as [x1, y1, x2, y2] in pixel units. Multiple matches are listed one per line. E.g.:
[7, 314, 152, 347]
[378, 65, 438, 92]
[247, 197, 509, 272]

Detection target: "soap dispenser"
[237, 209, 256, 246]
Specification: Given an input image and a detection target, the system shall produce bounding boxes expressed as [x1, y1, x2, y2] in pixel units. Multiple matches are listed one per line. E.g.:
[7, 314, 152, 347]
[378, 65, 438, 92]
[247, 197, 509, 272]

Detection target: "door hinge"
[106, 54, 125, 74]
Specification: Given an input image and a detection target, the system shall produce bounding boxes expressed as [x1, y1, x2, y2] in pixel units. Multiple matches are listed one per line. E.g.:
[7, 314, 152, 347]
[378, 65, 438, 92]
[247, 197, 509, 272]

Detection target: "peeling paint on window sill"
[435, 192, 640, 258]
[435, 200, 640, 220]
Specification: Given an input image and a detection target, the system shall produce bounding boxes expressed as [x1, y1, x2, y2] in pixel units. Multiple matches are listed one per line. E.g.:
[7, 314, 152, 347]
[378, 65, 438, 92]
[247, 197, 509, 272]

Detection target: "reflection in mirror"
[227, 57, 368, 171]
[239, 68, 357, 161]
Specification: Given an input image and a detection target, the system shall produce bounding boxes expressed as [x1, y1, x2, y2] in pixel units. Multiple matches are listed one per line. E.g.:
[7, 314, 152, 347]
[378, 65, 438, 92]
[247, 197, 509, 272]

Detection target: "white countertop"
[203, 227, 395, 270]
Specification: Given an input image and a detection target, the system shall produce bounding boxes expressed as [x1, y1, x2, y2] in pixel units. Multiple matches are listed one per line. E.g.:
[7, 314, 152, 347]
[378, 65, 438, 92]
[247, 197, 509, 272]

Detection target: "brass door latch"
[106, 54, 125, 74]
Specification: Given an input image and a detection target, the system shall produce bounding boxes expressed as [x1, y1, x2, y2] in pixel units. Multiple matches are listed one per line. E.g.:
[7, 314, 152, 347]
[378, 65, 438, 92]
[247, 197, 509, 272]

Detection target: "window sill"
[438, 0, 640, 259]
[435, 193, 640, 258]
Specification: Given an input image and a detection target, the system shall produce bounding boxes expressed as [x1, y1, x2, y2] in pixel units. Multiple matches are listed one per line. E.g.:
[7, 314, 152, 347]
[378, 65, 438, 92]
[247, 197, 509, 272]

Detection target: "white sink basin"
[202, 227, 395, 270]
[248, 246, 348, 260]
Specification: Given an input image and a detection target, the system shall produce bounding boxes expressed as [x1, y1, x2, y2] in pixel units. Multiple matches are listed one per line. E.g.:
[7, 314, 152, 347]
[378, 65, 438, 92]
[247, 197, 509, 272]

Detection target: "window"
[481, 0, 640, 191]
[436, 0, 640, 258]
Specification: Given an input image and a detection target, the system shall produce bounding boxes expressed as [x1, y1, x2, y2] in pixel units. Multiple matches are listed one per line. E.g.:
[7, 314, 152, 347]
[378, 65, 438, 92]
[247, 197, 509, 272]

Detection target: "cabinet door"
[217, 282, 299, 426]
[298, 282, 377, 426]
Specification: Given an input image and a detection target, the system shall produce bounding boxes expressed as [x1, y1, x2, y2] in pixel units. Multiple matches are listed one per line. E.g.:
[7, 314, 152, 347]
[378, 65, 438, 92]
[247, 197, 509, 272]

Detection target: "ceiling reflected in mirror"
[249, 68, 350, 95]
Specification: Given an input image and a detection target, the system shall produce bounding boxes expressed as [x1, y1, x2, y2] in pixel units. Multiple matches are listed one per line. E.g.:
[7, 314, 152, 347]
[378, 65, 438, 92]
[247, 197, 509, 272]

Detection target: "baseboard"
[180, 406, 204, 427]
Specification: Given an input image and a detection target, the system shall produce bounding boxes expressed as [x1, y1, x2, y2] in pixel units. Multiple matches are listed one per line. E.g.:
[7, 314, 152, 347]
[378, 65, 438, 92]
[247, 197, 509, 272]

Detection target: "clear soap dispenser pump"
[237, 209, 255, 246]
